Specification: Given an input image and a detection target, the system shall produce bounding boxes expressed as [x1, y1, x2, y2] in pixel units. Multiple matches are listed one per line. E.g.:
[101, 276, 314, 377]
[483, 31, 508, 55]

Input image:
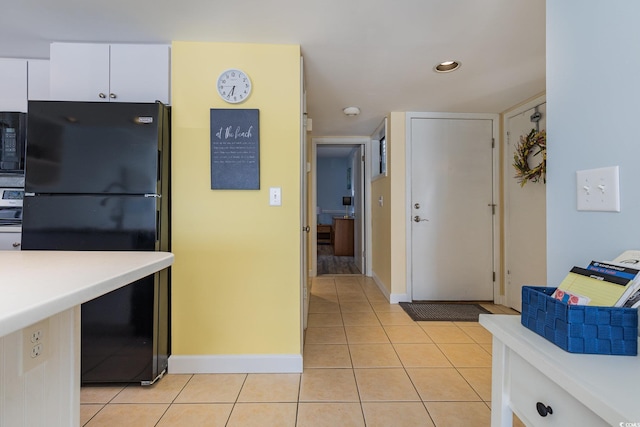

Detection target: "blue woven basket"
[520, 286, 638, 356]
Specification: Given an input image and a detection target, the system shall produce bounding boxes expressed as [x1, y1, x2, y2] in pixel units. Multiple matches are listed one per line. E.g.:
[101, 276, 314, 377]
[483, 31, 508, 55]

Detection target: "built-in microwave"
[0, 112, 27, 173]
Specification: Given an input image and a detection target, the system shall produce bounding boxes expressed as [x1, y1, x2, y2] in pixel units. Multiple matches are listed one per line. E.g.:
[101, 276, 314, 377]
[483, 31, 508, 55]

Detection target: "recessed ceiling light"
[434, 60, 461, 73]
[343, 106, 361, 116]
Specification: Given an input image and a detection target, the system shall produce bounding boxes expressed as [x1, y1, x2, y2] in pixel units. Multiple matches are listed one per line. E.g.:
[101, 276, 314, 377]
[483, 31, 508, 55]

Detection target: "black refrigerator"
[21, 100, 171, 385]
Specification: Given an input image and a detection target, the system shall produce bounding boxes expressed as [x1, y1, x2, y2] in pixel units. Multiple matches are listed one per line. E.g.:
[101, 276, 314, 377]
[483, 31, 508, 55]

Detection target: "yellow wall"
[371, 142, 391, 292]
[171, 41, 302, 355]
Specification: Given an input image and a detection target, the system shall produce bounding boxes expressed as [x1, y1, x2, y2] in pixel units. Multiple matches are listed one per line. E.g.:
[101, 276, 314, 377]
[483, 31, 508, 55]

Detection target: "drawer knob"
[536, 402, 553, 417]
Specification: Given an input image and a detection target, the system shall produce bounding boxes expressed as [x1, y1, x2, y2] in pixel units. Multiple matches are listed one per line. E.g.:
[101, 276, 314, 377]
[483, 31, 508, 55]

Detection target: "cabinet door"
[28, 59, 50, 101]
[50, 43, 110, 102]
[0, 232, 21, 250]
[109, 44, 170, 104]
[0, 59, 28, 112]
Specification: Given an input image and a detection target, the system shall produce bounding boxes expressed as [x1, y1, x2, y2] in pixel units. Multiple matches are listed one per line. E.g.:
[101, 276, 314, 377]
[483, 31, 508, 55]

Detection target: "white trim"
[503, 95, 546, 121]
[300, 57, 308, 345]
[404, 112, 500, 302]
[168, 354, 303, 374]
[371, 271, 410, 303]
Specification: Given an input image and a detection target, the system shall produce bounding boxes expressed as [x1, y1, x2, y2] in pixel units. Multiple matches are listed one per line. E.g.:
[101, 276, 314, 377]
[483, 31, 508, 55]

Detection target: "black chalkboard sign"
[210, 109, 260, 189]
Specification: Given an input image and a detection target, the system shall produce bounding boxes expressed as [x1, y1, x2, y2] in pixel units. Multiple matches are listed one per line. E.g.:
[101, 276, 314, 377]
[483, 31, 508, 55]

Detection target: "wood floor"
[317, 243, 360, 275]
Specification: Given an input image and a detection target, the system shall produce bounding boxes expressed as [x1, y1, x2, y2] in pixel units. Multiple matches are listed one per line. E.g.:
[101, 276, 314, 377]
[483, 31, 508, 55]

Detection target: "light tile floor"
[81, 275, 525, 426]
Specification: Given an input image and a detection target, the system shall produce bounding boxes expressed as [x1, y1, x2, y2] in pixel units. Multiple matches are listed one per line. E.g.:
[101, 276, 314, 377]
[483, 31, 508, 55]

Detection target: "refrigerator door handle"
[144, 194, 161, 198]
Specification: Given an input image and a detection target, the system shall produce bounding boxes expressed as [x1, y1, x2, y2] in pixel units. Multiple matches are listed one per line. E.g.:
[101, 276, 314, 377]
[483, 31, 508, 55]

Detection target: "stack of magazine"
[551, 250, 640, 308]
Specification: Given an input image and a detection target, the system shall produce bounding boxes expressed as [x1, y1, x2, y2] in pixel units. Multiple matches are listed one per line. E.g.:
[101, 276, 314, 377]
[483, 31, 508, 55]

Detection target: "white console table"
[480, 314, 640, 426]
[0, 251, 174, 427]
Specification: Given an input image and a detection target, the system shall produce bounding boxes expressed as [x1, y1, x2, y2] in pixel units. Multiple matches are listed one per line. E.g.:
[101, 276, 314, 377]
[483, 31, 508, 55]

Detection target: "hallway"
[317, 243, 360, 275]
[80, 275, 523, 426]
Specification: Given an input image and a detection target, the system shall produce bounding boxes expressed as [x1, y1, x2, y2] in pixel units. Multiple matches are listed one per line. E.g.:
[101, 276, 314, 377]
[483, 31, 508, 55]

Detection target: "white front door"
[410, 117, 495, 301]
[504, 100, 547, 311]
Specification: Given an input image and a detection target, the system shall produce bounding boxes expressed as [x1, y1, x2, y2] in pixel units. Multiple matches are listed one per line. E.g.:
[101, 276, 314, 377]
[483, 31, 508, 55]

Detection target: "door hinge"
[491, 138, 495, 148]
[493, 271, 496, 282]
[361, 154, 365, 162]
[488, 203, 496, 215]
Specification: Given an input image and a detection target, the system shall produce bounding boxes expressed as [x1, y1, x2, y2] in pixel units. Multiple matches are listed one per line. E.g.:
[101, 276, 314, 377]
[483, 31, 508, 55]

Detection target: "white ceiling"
[0, 0, 546, 138]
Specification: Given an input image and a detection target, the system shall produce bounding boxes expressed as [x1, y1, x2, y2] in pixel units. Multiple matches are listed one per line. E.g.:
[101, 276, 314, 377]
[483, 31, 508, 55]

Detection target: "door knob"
[414, 203, 420, 209]
[536, 402, 553, 417]
[413, 216, 429, 222]
[303, 226, 310, 232]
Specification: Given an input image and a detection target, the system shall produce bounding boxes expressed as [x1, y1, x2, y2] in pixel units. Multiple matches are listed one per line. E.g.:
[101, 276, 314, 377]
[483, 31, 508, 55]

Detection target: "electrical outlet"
[23, 319, 49, 373]
[30, 329, 43, 343]
[31, 344, 43, 358]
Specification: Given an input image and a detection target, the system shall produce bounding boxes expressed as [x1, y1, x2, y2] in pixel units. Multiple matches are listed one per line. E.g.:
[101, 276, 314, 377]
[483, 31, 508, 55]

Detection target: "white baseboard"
[168, 354, 303, 374]
[390, 292, 411, 304]
[370, 271, 411, 304]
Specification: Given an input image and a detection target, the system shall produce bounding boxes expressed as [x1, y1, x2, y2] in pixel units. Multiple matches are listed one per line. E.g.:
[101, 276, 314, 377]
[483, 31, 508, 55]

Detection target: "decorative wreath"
[513, 128, 546, 187]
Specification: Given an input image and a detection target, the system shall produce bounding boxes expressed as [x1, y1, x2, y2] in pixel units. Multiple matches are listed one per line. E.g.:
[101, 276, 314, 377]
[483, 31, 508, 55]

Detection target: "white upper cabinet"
[50, 43, 170, 104]
[0, 58, 28, 112]
[109, 44, 170, 104]
[27, 59, 50, 101]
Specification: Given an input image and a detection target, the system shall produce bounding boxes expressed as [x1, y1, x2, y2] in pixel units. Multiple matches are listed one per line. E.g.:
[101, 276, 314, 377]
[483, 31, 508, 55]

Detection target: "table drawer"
[508, 352, 607, 426]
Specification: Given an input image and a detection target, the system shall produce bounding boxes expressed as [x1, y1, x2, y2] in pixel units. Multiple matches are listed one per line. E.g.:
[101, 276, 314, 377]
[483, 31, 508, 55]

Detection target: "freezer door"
[25, 101, 167, 194]
[81, 269, 169, 384]
[21, 195, 159, 251]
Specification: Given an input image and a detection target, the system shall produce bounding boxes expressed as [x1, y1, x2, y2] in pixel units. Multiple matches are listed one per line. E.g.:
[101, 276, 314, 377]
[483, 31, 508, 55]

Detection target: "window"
[371, 117, 387, 179]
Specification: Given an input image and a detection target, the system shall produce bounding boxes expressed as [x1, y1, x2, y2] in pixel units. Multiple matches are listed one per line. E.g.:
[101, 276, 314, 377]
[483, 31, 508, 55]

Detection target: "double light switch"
[576, 166, 620, 212]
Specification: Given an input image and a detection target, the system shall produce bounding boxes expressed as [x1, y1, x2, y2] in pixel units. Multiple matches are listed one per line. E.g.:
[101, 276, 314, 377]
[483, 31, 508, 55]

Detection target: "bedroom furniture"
[332, 217, 354, 256]
[317, 224, 332, 244]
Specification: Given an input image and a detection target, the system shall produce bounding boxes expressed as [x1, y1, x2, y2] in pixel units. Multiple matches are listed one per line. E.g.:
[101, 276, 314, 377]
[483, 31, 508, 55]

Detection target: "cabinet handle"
[99, 93, 106, 99]
[109, 93, 117, 99]
[12, 242, 21, 248]
[536, 402, 553, 417]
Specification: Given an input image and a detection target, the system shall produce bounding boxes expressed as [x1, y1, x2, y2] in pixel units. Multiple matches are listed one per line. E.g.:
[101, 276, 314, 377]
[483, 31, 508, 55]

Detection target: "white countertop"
[0, 251, 174, 337]
[480, 314, 640, 424]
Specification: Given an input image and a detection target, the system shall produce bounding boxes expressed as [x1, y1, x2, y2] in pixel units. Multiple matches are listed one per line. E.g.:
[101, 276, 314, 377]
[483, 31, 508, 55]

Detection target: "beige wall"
[170, 41, 302, 357]
[389, 112, 407, 297]
[370, 112, 407, 299]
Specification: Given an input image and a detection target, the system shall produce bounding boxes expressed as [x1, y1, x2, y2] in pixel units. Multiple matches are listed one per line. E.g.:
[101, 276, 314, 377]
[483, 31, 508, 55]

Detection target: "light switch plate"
[576, 166, 620, 212]
[269, 187, 281, 206]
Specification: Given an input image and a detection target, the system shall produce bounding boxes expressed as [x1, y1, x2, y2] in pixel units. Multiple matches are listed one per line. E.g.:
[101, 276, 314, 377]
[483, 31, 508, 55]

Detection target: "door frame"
[404, 112, 501, 302]
[310, 137, 371, 277]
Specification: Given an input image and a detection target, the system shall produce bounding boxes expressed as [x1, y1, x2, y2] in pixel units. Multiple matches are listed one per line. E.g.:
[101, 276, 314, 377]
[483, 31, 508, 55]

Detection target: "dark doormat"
[399, 302, 491, 322]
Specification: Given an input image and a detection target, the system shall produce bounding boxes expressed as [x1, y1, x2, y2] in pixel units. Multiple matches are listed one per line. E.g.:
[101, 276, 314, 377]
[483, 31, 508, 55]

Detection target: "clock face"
[217, 69, 252, 103]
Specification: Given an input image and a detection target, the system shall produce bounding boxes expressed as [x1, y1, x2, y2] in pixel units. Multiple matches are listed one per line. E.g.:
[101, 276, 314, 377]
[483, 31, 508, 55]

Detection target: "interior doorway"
[311, 138, 369, 276]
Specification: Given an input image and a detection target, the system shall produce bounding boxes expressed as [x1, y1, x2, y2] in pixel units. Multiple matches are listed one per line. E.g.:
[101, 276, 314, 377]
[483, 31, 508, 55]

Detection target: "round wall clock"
[216, 69, 252, 103]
